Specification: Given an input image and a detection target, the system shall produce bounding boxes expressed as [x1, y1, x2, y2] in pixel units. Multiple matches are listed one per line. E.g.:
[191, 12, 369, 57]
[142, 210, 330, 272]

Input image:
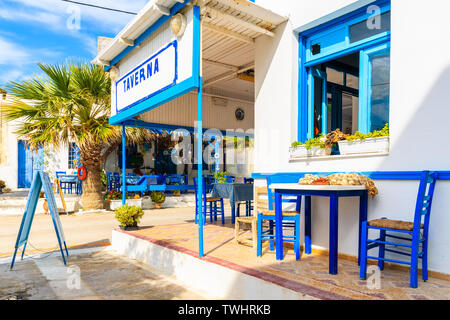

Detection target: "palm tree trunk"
[80, 146, 104, 210]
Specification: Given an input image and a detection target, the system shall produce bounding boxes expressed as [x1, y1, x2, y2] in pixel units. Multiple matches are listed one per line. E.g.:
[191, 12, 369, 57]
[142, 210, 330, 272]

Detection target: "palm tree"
[2, 62, 153, 210]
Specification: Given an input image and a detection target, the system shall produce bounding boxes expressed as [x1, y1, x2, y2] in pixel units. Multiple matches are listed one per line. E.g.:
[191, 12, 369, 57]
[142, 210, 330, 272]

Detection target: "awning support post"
[195, 4, 204, 258]
[122, 125, 126, 205]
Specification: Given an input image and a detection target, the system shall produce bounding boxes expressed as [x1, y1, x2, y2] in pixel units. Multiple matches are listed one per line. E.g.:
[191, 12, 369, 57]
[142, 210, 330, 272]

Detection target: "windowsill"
[289, 152, 389, 162]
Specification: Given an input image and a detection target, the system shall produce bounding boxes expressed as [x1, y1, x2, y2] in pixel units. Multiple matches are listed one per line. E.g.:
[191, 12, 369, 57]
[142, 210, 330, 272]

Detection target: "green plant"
[214, 171, 228, 183]
[0, 180, 5, 189]
[104, 190, 126, 201]
[114, 204, 143, 227]
[291, 134, 326, 150]
[150, 191, 166, 204]
[100, 170, 107, 191]
[2, 62, 153, 210]
[345, 123, 389, 141]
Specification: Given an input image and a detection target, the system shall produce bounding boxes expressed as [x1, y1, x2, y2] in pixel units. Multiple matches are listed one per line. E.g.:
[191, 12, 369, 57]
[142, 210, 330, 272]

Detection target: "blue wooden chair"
[360, 171, 438, 288]
[113, 172, 121, 190]
[256, 176, 302, 260]
[56, 171, 74, 194]
[193, 177, 225, 225]
[237, 177, 254, 217]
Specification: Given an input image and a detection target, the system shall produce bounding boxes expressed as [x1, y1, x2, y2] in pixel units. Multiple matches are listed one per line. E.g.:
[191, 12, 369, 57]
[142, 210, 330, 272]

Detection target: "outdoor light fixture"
[109, 66, 120, 82]
[170, 13, 187, 37]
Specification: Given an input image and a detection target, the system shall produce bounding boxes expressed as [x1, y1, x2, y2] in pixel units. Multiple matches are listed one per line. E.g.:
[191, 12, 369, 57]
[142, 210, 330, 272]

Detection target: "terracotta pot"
[43, 199, 49, 214]
[154, 202, 163, 209]
[173, 191, 181, 197]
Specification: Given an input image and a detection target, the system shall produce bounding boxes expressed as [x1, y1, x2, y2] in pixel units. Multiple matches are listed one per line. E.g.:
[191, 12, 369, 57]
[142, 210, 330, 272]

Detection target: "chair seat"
[261, 210, 299, 217]
[236, 216, 257, 223]
[206, 197, 222, 202]
[368, 219, 424, 231]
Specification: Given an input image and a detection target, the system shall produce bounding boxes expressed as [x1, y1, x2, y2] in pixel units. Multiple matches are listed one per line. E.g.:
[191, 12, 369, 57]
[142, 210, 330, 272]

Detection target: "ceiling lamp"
[109, 66, 120, 83]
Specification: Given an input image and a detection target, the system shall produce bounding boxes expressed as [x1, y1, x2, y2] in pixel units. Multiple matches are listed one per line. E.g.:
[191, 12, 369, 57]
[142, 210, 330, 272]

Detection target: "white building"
[88, 0, 449, 277]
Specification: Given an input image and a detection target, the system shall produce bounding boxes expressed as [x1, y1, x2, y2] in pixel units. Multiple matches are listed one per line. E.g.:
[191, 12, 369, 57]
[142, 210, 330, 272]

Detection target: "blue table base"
[274, 188, 368, 275]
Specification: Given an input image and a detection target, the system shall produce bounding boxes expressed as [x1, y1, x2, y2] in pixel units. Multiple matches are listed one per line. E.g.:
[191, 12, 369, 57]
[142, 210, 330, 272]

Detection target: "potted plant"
[114, 204, 144, 231]
[0, 180, 5, 194]
[150, 191, 166, 209]
[214, 171, 228, 183]
[338, 123, 389, 155]
[290, 135, 332, 158]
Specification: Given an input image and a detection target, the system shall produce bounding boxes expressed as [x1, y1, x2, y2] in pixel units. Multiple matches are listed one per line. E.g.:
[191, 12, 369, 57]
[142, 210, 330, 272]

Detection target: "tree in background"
[2, 62, 153, 210]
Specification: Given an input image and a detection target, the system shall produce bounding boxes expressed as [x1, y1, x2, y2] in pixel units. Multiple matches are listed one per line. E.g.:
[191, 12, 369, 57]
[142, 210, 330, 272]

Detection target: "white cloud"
[0, 36, 29, 65]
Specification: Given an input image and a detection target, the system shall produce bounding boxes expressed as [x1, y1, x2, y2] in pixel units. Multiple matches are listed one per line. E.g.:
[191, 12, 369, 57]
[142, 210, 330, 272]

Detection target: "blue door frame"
[17, 141, 33, 188]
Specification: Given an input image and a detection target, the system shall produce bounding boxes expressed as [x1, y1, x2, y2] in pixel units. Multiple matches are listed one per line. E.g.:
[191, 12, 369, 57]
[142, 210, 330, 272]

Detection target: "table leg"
[231, 201, 236, 224]
[329, 194, 339, 275]
[275, 191, 283, 260]
[305, 196, 312, 255]
[358, 190, 368, 266]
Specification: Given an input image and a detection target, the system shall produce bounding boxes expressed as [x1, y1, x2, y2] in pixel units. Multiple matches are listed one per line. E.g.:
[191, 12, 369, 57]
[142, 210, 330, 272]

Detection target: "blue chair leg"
[422, 238, 429, 281]
[220, 198, 225, 225]
[269, 220, 275, 252]
[295, 214, 301, 260]
[257, 213, 262, 257]
[411, 230, 420, 288]
[360, 221, 368, 280]
[378, 229, 386, 270]
[213, 201, 218, 221]
[195, 198, 198, 224]
[209, 202, 213, 222]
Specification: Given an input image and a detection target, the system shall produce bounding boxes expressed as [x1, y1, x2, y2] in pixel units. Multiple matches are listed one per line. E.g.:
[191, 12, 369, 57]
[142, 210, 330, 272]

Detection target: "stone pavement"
[0, 248, 207, 300]
[128, 222, 450, 300]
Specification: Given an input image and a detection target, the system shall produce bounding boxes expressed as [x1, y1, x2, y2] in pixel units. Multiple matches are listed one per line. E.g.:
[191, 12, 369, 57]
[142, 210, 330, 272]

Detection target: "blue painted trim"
[298, 35, 308, 142]
[105, 0, 191, 72]
[122, 125, 126, 205]
[122, 119, 255, 138]
[109, 77, 198, 125]
[115, 41, 178, 114]
[252, 171, 450, 181]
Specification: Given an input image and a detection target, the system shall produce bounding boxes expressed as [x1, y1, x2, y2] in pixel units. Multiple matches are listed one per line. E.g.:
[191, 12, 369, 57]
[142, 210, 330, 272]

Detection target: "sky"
[0, 0, 149, 87]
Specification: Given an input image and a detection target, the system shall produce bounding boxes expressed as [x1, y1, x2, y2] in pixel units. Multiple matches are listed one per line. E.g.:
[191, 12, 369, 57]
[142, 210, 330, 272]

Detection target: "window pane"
[346, 73, 359, 89]
[370, 54, 390, 131]
[350, 11, 390, 43]
[326, 68, 343, 85]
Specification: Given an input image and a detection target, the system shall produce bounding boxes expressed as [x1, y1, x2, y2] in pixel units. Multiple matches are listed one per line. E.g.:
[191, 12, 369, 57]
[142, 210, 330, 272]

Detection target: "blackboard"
[11, 171, 68, 269]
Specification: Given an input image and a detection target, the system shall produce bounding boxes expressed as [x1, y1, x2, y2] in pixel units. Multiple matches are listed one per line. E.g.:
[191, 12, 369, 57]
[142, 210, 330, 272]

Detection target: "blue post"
[215, 139, 219, 174]
[122, 125, 126, 205]
[197, 78, 204, 257]
[329, 194, 339, 274]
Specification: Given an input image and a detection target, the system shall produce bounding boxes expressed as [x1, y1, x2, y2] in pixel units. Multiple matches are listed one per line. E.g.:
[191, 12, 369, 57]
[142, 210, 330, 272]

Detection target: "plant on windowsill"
[337, 123, 389, 155]
[114, 204, 144, 231]
[290, 134, 332, 158]
[150, 191, 166, 209]
[0, 180, 5, 193]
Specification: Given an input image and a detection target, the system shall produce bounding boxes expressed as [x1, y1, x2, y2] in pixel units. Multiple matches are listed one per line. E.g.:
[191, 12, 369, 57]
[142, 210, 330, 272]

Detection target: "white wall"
[253, 0, 450, 274]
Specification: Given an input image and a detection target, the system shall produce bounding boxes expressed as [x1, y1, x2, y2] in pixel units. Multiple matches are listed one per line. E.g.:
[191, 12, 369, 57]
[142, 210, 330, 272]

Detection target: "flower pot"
[43, 199, 49, 215]
[338, 137, 389, 155]
[173, 190, 181, 197]
[153, 202, 164, 209]
[290, 145, 331, 158]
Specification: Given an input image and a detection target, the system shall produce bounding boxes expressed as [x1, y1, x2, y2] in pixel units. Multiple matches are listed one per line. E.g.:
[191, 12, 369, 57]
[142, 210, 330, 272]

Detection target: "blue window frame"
[68, 143, 79, 169]
[298, 0, 391, 141]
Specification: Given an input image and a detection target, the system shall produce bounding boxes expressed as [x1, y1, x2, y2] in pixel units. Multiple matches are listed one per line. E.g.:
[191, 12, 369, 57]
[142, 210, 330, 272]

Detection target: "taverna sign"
[115, 40, 178, 113]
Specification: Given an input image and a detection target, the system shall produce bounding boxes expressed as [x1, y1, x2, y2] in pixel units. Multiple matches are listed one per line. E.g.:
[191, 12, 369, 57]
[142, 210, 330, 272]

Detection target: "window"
[299, 1, 391, 143]
[68, 143, 79, 169]
[349, 11, 390, 43]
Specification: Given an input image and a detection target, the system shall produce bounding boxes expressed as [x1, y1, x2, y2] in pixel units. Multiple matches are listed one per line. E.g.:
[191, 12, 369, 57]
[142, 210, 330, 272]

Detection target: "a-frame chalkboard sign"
[10, 171, 69, 269]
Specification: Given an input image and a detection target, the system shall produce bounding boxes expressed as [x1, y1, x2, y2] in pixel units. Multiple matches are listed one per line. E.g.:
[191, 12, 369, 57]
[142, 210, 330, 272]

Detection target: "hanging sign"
[116, 40, 178, 113]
